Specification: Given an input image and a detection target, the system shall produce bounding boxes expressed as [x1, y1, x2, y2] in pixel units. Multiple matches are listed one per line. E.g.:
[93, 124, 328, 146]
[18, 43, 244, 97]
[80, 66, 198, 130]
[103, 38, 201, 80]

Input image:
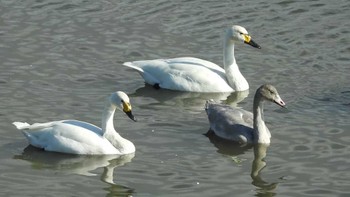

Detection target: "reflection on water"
[103, 184, 134, 197]
[131, 84, 249, 111]
[14, 146, 135, 196]
[206, 133, 278, 196]
[1, 0, 350, 196]
[251, 144, 278, 197]
[205, 130, 253, 156]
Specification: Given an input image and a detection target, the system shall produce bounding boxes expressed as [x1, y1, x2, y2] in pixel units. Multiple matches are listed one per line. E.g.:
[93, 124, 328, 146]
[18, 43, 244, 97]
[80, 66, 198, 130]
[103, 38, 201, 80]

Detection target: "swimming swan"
[205, 84, 285, 144]
[13, 91, 137, 155]
[123, 25, 261, 92]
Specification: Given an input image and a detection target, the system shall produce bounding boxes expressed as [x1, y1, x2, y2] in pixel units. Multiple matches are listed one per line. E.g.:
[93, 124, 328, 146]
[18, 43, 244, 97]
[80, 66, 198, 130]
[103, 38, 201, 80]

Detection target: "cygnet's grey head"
[257, 84, 285, 107]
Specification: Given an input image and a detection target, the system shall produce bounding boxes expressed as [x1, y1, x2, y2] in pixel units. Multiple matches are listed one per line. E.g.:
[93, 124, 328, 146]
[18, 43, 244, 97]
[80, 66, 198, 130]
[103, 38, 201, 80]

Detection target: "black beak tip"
[126, 111, 137, 122]
[245, 40, 261, 49]
[252, 42, 261, 49]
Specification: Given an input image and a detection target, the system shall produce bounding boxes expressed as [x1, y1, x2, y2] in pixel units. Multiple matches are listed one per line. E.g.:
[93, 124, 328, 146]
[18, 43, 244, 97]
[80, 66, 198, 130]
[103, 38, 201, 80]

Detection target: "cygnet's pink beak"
[274, 95, 286, 107]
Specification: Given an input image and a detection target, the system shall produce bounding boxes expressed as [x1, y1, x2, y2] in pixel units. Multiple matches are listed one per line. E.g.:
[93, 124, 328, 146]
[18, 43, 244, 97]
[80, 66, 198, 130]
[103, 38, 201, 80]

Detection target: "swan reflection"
[14, 145, 135, 196]
[131, 85, 249, 111]
[251, 143, 278, 196]
[206, 134, 278, 195]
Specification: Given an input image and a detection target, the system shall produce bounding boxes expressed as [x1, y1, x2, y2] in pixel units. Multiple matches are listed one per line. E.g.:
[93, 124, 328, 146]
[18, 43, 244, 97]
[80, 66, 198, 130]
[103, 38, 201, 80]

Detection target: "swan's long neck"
[223, 37, 249, 91]
[252, 94, 271, 144]
[101, 102, 135, 154]
[101, 104, 116, 134]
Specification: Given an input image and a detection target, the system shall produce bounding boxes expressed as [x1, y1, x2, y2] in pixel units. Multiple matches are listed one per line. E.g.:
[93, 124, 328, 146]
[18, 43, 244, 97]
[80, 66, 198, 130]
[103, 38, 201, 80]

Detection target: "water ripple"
[1, 0, 350, 196]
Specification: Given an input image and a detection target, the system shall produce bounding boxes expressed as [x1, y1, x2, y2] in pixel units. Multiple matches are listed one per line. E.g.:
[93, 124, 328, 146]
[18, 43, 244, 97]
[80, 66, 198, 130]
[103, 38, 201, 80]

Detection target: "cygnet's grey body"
[205, 84, 285, 144]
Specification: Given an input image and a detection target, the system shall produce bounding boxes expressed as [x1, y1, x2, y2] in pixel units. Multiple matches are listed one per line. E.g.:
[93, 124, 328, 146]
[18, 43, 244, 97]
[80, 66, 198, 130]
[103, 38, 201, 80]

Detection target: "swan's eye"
[121, 100, 124, 103]
[239, 32, 244, 35]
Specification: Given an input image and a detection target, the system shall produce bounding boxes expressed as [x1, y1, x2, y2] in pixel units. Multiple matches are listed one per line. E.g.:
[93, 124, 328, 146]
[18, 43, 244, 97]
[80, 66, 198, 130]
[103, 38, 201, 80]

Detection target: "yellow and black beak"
[122, 102, 137, 122]
[243, 34, 261, 49]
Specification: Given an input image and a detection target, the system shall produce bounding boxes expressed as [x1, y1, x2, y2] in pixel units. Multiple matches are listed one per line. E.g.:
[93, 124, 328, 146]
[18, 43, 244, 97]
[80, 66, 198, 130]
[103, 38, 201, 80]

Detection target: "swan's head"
[257, 84, 285, 107]
[110, 91, 137, 122]
[226, 25, 261, 49]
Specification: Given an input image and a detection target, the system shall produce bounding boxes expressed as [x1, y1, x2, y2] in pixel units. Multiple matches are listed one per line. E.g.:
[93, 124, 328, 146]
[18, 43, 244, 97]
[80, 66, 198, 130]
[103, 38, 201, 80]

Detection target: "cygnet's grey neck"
[252, 93, 271, 144]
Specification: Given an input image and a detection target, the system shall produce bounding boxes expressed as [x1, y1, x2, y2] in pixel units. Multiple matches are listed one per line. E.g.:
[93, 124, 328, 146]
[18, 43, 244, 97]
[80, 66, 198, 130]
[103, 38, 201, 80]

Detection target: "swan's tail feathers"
[123, 62, 144, 73]
[12, 122, 30, 130]
[123, 62, 160, 86]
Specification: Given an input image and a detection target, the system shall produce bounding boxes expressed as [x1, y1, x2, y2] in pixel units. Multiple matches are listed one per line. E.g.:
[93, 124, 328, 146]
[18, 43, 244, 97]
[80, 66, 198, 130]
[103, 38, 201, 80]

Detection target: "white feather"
[123, 25, 260, 93]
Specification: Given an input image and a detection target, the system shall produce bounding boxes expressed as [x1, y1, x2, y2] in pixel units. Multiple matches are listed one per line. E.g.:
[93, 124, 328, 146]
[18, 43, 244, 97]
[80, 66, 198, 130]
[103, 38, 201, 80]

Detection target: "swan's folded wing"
[206, 103, 252, 127]
[164, 57, 225, 73]
[123, 61, 160, 85]
[62, 120, 103, 136]
[123, 57, 233, 92]
[205, 102, 253, 142]
[239, 109, 254, 126]
[16, 121, 118, 154]
[47, 122, 117, 154]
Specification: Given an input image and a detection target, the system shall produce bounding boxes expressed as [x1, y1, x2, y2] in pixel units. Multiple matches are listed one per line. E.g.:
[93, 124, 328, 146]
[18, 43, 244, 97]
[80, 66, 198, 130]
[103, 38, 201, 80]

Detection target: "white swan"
[12, 91, 137, 155]
[205, 84, 285, 144]
[123, 25, 261, 93]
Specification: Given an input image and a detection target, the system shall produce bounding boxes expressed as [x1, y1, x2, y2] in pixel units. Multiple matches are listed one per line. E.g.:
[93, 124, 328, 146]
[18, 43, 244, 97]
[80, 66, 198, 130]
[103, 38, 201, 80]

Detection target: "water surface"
[1, 0, 349, 196]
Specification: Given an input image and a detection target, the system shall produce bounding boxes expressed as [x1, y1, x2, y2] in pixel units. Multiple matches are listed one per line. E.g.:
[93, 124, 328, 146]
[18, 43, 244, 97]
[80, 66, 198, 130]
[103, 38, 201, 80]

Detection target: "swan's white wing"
[164, 57, 224, 71]
[205, 101, 254, 143]
[123, 57, 234, 92]
[61, 120, 103, 136]
[14, 121, 119, 155]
